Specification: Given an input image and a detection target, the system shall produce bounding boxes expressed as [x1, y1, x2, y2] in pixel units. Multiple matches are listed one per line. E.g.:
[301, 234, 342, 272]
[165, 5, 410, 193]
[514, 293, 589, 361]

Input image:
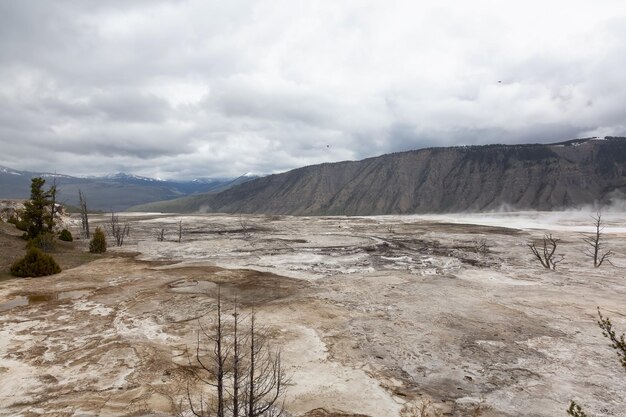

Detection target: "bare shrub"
[239, 215, 252, 240]
[527, 234, 564, 270]
[401, 398, 485, 417]
[583, 211, 614, 268]
[473, 239, 489, 256]
[400, 399, 443, 417]
[156, 222, 182, 242]
[109, 212, 129, 246]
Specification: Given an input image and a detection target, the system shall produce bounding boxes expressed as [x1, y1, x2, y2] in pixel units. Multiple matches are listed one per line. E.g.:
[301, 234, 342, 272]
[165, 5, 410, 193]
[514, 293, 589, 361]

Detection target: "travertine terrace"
[0, 211, 625, 417]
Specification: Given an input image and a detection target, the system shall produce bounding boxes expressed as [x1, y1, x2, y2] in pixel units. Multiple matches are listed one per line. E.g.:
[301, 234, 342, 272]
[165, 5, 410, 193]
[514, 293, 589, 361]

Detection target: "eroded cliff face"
[173, 137, 626, 215]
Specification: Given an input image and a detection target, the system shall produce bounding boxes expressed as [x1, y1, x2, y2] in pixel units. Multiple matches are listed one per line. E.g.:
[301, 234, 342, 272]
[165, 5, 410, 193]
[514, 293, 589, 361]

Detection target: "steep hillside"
[137, 137, 626, 215]
[126, 175, 260, 212]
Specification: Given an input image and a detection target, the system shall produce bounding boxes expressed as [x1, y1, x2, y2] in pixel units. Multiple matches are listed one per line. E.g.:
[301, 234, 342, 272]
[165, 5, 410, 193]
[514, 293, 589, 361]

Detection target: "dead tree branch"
[527, 234, 564, 270]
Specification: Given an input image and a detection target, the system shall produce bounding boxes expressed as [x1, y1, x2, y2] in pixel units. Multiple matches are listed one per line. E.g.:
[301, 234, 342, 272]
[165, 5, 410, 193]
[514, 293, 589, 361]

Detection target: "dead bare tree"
[48, 176, 58, 231]
[157, 228, 165, 242]
[473, 239, 489, 256]
[583, 211, 614, 268]
[243, 312, 285, 417]
[231, 301, 242, 417]
[184, 293, 287, 417]
[239, 215, 251, 240]
[109, 212, 129, 246]
[186, 289, 228, 417]
[527, 234, 564, 270]
[78, 189, 90, 238]
[179, 220, 183, 243]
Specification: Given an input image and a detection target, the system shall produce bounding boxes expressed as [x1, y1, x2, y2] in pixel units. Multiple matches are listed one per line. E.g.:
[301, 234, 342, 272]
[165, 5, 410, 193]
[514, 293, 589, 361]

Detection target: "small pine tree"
[567, 402, 588, 417]
[597, 308, 626, 371]
[26, 232, 56, 252]
[567, 308, 625, 416]
[22, 177, 55, 239]
[10, 247, 61, 277]
[89, 227, 107, 253]
[59, 229, 73, 242]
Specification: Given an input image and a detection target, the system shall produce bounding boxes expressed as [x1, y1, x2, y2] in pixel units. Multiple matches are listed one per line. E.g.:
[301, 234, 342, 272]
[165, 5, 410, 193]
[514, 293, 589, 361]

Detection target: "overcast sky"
[0, 1, 625, 179]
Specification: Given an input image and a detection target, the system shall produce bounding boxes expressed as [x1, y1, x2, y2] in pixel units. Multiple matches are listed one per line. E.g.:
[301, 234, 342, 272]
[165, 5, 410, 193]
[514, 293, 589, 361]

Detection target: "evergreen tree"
[10, 247, 61, 277]
[568, 308, 625, 416]
[22, 177, 55, 239]
[89, 227, 107, 253]
[59, 229, 73, 242]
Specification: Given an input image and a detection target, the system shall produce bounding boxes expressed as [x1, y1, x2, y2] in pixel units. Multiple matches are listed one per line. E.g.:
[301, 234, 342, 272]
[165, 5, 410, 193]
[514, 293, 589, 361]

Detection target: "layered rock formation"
[136, 137, 626, 215]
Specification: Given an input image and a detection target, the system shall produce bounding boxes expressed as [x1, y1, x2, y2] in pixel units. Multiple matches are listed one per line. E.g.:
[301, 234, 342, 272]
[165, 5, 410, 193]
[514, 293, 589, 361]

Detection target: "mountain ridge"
[0, 167, 257, 211]
[131, 136, 626, 215]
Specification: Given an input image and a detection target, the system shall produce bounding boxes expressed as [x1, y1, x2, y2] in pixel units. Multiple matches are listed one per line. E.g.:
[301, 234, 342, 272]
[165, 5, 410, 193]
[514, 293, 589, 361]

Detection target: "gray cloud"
[0, 0, 625, 179]
[89, 91, 171, 123]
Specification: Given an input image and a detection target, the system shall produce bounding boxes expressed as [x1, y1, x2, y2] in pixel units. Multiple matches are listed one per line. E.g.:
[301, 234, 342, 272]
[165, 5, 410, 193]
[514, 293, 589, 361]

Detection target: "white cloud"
[0, 0, 624, 178]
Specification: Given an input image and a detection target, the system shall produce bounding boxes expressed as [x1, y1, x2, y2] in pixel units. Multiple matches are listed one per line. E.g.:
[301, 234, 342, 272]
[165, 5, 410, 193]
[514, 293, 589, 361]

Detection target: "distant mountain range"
[0, 167, 257, 212]
[131, 137, 626, 215]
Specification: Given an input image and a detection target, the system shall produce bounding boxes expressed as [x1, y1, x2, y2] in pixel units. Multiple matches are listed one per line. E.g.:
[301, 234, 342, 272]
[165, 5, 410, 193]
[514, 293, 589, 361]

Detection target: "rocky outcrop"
[140, 137, 626, 215]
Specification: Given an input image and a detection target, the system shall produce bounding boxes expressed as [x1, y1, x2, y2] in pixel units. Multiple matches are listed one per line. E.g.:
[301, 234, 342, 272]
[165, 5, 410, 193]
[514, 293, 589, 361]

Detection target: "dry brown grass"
[0, 222, 102, 281]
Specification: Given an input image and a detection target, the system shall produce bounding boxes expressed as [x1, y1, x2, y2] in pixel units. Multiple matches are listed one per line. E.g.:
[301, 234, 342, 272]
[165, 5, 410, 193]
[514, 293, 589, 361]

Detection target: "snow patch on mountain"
[0, 167, 22, 176]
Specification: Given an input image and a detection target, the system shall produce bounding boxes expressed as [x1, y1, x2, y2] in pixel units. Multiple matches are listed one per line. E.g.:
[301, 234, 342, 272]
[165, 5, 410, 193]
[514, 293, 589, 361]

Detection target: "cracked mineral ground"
[1, 212, 625, 417]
